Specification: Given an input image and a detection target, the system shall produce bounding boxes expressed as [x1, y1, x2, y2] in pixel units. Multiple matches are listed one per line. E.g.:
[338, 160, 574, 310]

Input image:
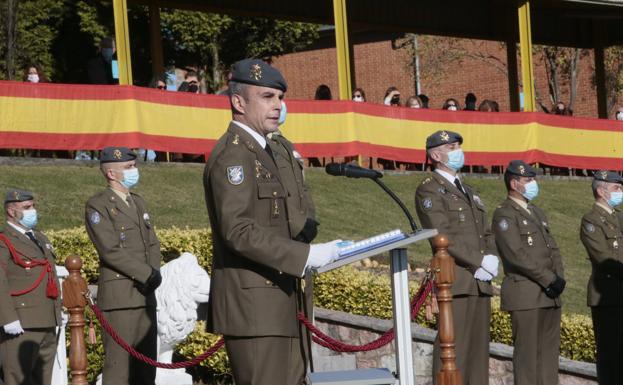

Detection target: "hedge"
[46, 227, 596, 382]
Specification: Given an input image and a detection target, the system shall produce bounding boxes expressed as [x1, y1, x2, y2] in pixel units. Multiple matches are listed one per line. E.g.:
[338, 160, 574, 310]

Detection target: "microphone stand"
[372, 177, 419, 233]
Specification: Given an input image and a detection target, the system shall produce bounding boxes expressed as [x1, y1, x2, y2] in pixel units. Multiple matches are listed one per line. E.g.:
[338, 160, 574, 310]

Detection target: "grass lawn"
[0, 161, 595, 315]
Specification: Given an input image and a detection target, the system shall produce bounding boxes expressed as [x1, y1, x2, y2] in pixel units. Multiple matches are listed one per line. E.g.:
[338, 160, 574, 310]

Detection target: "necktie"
[25, 231, 44, 253]
[264, 143, 276, 162]
[454, 178, 470, 201]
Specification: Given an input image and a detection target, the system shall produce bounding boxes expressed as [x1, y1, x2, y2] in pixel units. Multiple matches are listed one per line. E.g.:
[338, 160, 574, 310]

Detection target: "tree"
[538, 46, 588, 111]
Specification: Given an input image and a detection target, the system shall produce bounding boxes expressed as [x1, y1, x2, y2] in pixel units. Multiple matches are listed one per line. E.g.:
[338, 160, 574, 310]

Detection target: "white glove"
[481, 254, 499, 277]
[474, 267, 493, 282]
[305, 240, 342, 273]
[3, 320, 24, 335]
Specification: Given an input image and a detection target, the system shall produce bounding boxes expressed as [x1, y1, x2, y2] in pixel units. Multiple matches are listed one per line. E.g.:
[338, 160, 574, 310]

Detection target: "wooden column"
[149, 3, 164, 78]
[431, 235, 461, 385]
[63, 256, 89, 385]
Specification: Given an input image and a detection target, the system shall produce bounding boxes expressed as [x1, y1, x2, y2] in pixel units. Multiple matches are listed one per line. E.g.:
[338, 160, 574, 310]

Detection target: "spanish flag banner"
[2, 81, 623, 169]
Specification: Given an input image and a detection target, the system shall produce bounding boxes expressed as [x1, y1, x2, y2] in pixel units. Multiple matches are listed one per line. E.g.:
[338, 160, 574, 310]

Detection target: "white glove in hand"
[481, 254, 499, 277]
[474, 267, 493, 282]
[3, 320, 24, 335]
[305, 240, 343, 272]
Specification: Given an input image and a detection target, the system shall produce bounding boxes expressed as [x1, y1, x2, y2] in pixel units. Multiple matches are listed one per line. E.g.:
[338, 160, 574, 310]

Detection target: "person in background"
[464, 92, 477, 111]
[87, 36, 117, 85]
[352, 88, 366, 102]
[148, 74, 167, 90]
[442, 98, 460, 111]
[418, 94, 430, 108]
[553, 101, 573, 116]
[178, 71, 200, 93]
[478, 100, 500, 112]
[406, 95, 423, 109]
[314, 84, 332, 100]
[613, 107, 623, 121]
[22, 65, 48, 83]
[383, 86, 401, 106]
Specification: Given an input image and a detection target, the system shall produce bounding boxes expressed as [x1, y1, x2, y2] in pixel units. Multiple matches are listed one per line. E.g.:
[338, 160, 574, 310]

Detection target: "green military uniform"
[0, 189, 61, 385]
[415, 131, 495, 385]
[580, 170, 623, 385]
[492, 161, 564, 385]
[85, 147, 161, 385]
[268, 132, 318, 371]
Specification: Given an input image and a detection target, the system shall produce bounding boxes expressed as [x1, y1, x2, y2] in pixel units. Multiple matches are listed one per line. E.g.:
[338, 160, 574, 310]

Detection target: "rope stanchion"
[87, 295, 224, 369]
[297, 276, 434, 353]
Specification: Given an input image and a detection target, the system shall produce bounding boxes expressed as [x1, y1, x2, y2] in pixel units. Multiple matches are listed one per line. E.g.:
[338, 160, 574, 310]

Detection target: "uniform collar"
[596, 201, 615, 215]
[509, 195, 530, 214]
[434, 168, 459, 185]
[232, 120, 267, 149]
[109, 187, 131, 207]
[6, 221, 28, 235]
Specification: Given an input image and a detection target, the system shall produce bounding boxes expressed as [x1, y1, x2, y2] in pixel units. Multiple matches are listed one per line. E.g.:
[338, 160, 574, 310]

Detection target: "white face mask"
[410, 104, 420, 109]
[447, 105, 457, 111]
[353, 96, 363, 102]
[616, 112, 623, 121]
[27, 74, 39, 83]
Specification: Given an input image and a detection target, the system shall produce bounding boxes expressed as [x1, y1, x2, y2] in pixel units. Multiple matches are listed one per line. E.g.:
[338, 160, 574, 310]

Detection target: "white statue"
[155, 252, 211, 385]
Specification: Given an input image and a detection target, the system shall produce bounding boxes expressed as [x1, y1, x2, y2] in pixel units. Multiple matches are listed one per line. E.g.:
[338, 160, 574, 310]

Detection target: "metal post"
[390, 248, 415, 385]
[112, 0, 133, 85]
[518, 1, 535, 112]
[332, 0, 352, 100]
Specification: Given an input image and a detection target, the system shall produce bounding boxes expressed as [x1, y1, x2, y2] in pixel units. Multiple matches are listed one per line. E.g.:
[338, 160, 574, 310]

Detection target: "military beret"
[100, 147, 137, 163]
[5, 189, 34, 204]
[505, 160, 537, 177]
[593, 170, 623, 184]
[230, 59, 287, 92]
[425, 130, 463, 149]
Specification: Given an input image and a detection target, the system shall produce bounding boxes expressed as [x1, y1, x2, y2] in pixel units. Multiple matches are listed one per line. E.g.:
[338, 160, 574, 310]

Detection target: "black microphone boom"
[325, 163, 383, 179]
[325, 163, 419, 232]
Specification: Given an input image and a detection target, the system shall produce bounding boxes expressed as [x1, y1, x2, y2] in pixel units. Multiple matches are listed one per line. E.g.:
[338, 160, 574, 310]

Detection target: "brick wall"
[272, 36, 600, 118]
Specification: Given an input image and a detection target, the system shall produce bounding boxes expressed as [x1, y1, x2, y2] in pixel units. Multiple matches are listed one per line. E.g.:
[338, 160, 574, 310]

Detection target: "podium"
[308, 229, 438, 385]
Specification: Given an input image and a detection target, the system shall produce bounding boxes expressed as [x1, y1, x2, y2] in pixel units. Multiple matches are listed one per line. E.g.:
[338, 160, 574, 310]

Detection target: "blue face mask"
[102, 48, 114, 62]
[608, 191, 623, 207]
[19, 209, 38, 229]
[278, 101, 287, 126]
[445, 149, 465, 171]
[522, 180, 539, 201]
[121, 168, 140, 189]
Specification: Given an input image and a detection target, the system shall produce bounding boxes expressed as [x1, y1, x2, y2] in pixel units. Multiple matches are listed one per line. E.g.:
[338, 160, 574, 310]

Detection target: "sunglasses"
[157, 85, 165, 90]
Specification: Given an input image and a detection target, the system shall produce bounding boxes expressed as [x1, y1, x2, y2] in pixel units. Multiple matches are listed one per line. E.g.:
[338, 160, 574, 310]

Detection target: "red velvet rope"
[89, 301, 225, 369]
[297, 278, 433, 353]
[89, 276, 433, 367]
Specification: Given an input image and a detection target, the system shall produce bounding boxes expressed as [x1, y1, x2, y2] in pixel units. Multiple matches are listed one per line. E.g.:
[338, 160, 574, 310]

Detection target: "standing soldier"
[85, 147, 162, 385]
[0, 189, 61, 385]
[492, 160, 565, 385]
[415, 130, 499, 385]
[580, 170, 623, 385]
[204, 58, 341, 385]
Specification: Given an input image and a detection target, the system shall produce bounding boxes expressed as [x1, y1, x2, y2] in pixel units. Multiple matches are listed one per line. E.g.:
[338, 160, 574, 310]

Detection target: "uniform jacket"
[0, 225, 61, 328]
[204, 122, 310, 337]
[85, 189, 161, 311]
[581, 203, 623, 307]
[415, 172, 496, 296]
[492, 198, 564, 311]
[268, 133, 315, 238]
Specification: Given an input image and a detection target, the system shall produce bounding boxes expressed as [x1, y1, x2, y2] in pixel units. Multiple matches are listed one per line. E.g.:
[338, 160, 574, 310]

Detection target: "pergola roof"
[131, 0, 623, 48]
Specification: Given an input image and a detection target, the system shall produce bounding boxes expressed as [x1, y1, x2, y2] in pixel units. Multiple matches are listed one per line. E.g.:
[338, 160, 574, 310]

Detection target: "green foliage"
[560, 313, 595, 362]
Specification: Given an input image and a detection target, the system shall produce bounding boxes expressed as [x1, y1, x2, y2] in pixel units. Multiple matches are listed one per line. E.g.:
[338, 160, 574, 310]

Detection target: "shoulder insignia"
[421, 177, 431, 185]
[227, 165, 244, 185]
[422, 197, 433, 210]
[90, 211, 101, 225]
[584, 222, 595, 233]
[522, 219, 528, 226]
[438, 187, 447, 194]
[232, 134, 239, 145]
[498, 219, 509, 231]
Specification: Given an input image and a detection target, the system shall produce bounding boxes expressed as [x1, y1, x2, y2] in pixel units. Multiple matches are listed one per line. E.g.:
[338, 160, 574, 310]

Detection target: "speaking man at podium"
[415, 130, 499, 385]
[203, 59, 342, 385]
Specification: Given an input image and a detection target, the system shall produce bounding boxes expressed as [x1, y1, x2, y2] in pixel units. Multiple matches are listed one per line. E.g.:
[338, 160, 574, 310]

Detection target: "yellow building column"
[518, 1, 535, 112]
[333, 0, 352, 100]
[112, 0, 133, 85]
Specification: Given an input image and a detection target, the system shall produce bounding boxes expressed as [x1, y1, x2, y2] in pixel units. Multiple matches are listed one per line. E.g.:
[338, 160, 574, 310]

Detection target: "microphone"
[325, 163, 419, 232]
[325, 163, 383, 179]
